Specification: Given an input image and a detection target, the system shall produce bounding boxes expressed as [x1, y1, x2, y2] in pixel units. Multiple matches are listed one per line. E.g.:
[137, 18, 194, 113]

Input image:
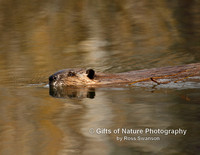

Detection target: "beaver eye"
[68, 71, 76, 77]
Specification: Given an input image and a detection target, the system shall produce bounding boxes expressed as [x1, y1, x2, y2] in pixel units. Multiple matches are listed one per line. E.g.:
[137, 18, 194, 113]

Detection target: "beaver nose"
[49, 75, 58, 83]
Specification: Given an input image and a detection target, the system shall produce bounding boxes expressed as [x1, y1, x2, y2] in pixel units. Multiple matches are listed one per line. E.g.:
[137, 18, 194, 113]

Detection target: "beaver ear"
[86, 69, 95, 79]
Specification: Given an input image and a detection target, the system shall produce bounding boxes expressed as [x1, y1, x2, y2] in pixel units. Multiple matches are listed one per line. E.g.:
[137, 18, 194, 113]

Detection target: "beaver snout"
[49, 74, 59, 86]
[49, 75, 58, 83]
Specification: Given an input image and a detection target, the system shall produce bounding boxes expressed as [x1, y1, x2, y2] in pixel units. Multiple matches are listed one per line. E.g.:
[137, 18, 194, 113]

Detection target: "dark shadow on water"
[49, 85, 96, 99]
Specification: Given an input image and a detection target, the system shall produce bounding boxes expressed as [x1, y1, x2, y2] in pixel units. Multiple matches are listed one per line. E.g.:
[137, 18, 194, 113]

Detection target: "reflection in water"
[49, 85, 95, 99]
[0, 0, 200, 154]
[0, 87, 200, 154]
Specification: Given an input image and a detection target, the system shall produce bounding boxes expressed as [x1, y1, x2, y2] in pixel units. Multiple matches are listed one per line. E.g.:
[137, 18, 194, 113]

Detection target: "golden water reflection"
[0, 0, 200, 81]
[0, 87, 200, 154]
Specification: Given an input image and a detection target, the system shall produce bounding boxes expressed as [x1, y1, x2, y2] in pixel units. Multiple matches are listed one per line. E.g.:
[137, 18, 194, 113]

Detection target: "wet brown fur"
[49, 63, 200, 87]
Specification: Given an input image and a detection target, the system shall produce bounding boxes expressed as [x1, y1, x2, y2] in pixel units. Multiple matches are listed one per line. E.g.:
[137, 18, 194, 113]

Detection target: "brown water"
[0, 0, 200, 154]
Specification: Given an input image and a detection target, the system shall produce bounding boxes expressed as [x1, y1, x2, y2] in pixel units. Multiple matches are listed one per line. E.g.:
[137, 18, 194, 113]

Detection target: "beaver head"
[49, 69, 96, 86]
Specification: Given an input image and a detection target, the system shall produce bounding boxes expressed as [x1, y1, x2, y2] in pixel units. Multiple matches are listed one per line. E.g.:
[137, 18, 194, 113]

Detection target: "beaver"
[49, 63, 200, 87]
